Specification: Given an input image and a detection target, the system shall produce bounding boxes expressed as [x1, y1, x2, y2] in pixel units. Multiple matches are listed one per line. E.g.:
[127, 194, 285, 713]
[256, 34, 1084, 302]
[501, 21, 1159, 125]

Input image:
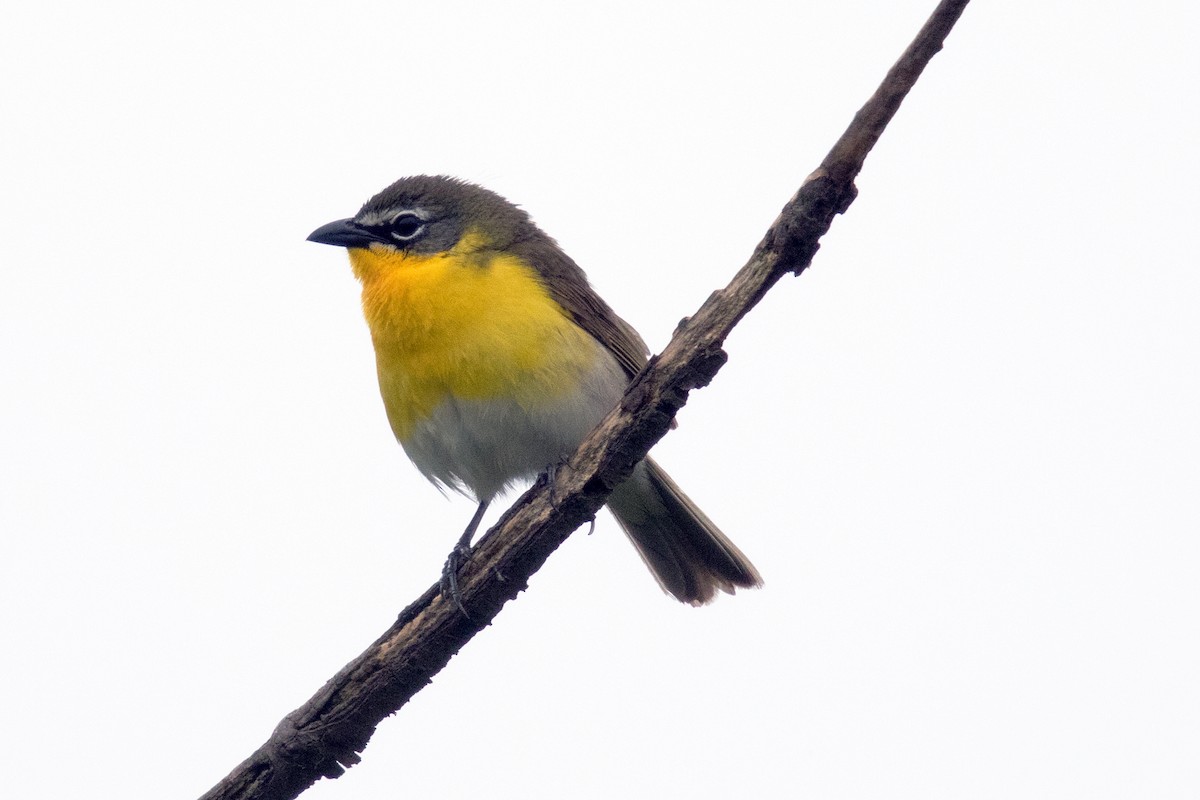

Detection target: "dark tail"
[606, 457, 762, 605]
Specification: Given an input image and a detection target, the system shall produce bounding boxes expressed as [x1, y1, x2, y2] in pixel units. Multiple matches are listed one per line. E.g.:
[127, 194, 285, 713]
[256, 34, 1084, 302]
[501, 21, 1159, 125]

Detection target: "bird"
[307, 175, 761, 605]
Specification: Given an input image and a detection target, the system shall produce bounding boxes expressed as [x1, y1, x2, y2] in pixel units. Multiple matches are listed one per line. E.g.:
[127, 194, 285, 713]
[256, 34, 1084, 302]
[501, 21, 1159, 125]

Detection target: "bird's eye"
[389, 212, 426, 242]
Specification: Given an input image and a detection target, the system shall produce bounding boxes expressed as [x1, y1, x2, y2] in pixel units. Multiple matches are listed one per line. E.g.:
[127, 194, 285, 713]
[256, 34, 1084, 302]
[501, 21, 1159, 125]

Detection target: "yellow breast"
[349, 230, 600, 440]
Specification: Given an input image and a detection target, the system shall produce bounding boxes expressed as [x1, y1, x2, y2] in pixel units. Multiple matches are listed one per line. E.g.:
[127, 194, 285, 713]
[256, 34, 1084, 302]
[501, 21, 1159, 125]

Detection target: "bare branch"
[199, 2, 971, 798]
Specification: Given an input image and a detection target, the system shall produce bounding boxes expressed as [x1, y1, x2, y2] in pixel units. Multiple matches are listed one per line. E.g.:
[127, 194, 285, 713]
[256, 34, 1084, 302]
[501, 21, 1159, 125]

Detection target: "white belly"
[398, 346, 629, 502]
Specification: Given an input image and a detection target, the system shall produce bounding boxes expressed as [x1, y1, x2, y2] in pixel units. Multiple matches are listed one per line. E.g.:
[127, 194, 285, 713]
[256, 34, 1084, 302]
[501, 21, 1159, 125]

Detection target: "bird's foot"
[438, 501, 488, 619]
[440, 540, 473, 619]
[542, 459, 572, 505]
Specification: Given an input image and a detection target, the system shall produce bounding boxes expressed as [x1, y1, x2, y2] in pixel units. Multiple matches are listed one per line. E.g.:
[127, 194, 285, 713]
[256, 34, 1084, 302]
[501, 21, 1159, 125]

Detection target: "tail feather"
[606, 457, 762, 605]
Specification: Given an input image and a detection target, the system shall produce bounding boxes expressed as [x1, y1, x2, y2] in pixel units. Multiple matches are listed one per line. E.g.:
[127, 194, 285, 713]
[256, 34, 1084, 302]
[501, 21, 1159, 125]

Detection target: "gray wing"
[517, 237, 650, 379]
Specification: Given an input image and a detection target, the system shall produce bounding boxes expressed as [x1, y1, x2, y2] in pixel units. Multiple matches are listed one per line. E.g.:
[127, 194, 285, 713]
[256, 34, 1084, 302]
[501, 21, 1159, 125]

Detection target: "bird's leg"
[543, 458, 576, 505]
[441, 501, 488, 616]
[543, 460, 596, 532]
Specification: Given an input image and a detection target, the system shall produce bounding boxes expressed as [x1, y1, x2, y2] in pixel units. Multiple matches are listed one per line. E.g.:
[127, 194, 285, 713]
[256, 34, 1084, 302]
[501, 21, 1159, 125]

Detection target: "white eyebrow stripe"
[357, 206, 431, 227]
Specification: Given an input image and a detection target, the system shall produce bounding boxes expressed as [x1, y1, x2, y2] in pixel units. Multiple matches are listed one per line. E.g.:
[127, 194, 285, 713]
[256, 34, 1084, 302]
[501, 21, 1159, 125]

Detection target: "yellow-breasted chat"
[307, 175, 760, 605]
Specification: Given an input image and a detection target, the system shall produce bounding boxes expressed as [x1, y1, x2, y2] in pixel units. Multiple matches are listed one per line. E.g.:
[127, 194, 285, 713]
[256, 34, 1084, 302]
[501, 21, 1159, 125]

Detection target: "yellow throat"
[348, 229, 601, 440]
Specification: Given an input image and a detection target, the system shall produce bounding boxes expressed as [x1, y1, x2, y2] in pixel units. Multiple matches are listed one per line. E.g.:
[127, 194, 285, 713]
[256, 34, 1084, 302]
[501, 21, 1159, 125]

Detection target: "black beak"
[307, 218, 381, 249]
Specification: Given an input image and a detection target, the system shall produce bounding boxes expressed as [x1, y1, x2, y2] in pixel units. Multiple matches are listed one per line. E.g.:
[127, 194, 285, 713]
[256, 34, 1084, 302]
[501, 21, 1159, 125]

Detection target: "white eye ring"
[388, 211, 426, 242]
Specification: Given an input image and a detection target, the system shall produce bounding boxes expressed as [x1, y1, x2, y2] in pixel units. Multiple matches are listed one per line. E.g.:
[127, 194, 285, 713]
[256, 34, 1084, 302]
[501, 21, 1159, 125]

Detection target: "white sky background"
[2, 2, 1197, 798]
